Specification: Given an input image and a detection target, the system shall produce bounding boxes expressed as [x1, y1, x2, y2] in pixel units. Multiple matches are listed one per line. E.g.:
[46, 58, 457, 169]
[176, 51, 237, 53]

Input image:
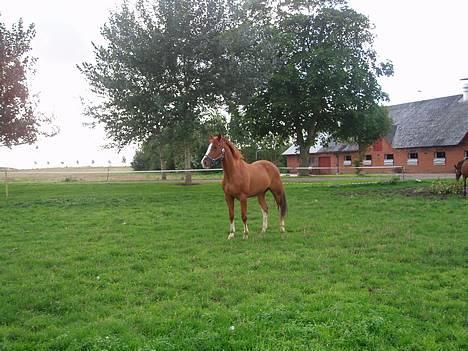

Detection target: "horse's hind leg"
[271, 187, 286, 234]
[257, 192, 269, 234]
[225, 194, 235, 240]
[240, 196, 249, 239]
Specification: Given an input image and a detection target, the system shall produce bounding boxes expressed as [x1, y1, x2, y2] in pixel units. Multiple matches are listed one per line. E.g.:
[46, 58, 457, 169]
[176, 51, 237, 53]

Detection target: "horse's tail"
[279, 189, 287, 219]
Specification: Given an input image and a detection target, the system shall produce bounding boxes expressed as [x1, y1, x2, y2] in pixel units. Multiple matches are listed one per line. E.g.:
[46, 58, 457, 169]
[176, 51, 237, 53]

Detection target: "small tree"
[0, 17, 55, 148]
[334, 105, 392, 167]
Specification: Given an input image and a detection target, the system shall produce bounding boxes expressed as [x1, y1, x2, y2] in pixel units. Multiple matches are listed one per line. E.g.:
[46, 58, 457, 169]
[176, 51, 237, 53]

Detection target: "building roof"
[315, 142, 358, 153]
[389, 95, 468, 148]
[283, 94, 468, 155]
[281, 144, 320, 156]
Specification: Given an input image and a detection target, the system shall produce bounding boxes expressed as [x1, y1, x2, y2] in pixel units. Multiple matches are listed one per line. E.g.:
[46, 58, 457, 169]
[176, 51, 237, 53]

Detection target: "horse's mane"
[223, 138, 244, 160]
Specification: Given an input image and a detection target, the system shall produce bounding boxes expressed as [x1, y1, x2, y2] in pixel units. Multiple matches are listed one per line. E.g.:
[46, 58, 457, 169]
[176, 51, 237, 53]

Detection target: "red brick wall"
[286, 155, 300, 169]
[285, 135, 468, 174]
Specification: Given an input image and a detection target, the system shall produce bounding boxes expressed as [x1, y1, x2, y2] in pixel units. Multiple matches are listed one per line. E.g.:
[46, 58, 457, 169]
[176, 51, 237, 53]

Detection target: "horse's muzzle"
[201, 156, 212, 169]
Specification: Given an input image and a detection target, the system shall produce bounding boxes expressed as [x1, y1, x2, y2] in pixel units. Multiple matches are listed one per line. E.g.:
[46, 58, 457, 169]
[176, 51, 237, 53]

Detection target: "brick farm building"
[283, 88, 468, 174]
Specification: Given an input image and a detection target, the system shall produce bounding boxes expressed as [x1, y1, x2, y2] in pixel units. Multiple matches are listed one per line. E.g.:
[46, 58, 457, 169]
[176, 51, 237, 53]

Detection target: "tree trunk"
[184, 143, 192, 185]
[355, 147, 366, 175]
[298, 144, 310, 176]
[159, 144, 167, 181]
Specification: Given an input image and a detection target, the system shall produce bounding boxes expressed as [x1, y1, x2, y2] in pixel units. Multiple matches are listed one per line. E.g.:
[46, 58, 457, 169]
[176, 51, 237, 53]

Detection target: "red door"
[318, 156, 332, 174]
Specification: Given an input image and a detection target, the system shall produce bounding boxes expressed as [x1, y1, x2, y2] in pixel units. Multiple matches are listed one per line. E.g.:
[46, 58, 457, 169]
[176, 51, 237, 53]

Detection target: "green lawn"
[0, 181, 466, 350]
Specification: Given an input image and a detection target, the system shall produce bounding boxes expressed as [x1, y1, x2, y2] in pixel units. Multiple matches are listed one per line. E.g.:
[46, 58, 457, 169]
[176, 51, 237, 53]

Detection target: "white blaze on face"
[201, 143, 213, 168]
[205, 143, 213, 156]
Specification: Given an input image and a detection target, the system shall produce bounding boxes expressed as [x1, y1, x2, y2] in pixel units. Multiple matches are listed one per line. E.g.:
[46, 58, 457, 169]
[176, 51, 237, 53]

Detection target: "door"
[318, 156, 332, 175]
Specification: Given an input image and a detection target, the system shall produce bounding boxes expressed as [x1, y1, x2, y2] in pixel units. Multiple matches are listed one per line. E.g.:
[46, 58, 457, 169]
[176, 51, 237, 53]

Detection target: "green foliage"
[333, 105, 393, 153]
[79, 0, 261, 183]
[131, 111, 228, 170]
[353, 159, 362, 175]
[430, 179, 463, 195]
[0, 16, 54, 147]
[238, 2, 393, 168]
[0, 182, 466, 350]
[79, 0, 243, 147]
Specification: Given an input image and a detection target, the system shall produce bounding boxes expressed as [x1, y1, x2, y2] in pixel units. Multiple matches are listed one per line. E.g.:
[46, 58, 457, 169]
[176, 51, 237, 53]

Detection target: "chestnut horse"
[454, 159, 468, 196]
[201, 135, 287, 239]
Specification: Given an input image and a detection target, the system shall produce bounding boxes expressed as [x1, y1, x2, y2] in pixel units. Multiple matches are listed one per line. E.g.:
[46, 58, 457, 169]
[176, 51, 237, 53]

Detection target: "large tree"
[0, 17, 54, 148]
[79, 0, 259, 184]
[236, 1, 393, 173]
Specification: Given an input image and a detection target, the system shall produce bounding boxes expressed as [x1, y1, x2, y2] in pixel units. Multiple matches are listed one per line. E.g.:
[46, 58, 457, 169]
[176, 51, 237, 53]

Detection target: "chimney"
[462, 78, 468, 102]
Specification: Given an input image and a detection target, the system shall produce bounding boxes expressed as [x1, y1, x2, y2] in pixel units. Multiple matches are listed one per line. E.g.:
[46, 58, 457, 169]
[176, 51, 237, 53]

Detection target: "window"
[384, 154, 394, 166]
[433, 151, 446, 166]
[343, 155, 352, 166]
[407, 152, 418, 166]
[363, 154, 372, 166]
[435, 151, 446, 159]
[465, 151, 468, 159]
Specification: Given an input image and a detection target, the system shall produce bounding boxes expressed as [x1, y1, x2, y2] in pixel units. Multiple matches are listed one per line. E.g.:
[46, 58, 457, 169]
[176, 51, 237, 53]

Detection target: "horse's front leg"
[225, 194, 235, 239]
[464, 177, 467, 197]
[240, 195, 249, 239]
[257, 193, 268, 234]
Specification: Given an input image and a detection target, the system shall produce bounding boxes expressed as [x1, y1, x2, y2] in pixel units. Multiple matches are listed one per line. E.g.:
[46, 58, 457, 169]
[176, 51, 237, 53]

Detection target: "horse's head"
[455, 160, 464, 181]
[201, 135, 225, 169]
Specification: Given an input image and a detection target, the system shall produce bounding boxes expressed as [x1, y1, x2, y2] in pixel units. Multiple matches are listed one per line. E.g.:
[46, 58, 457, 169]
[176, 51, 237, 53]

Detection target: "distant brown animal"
[454, 159, 468, 196]
[201, 135, 287, 239]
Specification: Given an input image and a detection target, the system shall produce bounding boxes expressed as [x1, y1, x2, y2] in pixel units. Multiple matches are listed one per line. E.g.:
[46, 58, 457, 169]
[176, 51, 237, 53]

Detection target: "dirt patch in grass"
[394, 187, 466, 199]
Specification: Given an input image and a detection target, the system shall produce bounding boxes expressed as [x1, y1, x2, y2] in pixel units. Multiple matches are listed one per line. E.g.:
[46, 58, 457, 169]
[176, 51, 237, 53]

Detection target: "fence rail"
[2, 166, 408, 199]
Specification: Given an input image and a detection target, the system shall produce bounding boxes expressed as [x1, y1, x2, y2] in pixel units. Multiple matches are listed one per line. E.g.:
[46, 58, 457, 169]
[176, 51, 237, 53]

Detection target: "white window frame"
[363, 155, 372, 166]
[343, 155, 352, 166]
[384, 154, 394, 166]
[433, 151, 446, 166]
[407, 152, 418, 166]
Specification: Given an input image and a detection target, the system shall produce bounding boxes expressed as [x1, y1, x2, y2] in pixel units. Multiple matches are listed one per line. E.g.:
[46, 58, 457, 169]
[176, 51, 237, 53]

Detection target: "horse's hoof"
[243, 234, 249, 240]
[227, 233, 235, 240]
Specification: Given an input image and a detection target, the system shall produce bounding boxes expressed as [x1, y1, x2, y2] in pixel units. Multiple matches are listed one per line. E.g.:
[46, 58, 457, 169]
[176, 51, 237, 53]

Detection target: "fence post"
[4, 170, 8, 199]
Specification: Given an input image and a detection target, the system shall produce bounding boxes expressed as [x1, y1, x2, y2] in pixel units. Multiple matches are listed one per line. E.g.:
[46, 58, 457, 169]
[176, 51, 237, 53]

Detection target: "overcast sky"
[1, 0, 467, 169]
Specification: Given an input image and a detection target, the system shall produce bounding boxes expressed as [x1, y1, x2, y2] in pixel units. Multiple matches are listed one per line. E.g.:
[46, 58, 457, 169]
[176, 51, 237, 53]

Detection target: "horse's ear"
[216, 134, 222, 141]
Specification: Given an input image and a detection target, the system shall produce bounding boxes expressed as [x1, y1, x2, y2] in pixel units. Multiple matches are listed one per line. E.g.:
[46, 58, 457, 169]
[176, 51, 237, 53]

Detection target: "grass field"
[0, 180, 466, 350]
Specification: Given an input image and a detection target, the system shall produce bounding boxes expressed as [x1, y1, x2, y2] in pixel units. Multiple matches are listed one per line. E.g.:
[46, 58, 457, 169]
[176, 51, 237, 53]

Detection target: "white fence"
[2, 165, 407, 199]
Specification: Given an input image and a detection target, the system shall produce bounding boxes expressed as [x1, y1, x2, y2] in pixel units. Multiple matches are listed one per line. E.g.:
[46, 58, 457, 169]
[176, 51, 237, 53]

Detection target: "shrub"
[353, 160, 362, 175]
[429, 179, 463, 195]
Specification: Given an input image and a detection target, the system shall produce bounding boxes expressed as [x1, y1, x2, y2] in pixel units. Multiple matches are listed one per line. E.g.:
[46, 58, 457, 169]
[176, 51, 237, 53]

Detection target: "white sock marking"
[261, 208, 268, 233]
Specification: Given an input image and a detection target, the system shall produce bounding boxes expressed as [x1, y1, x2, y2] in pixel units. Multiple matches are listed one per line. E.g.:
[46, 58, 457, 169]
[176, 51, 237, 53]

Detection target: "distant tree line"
[79, 0, 393, 181]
